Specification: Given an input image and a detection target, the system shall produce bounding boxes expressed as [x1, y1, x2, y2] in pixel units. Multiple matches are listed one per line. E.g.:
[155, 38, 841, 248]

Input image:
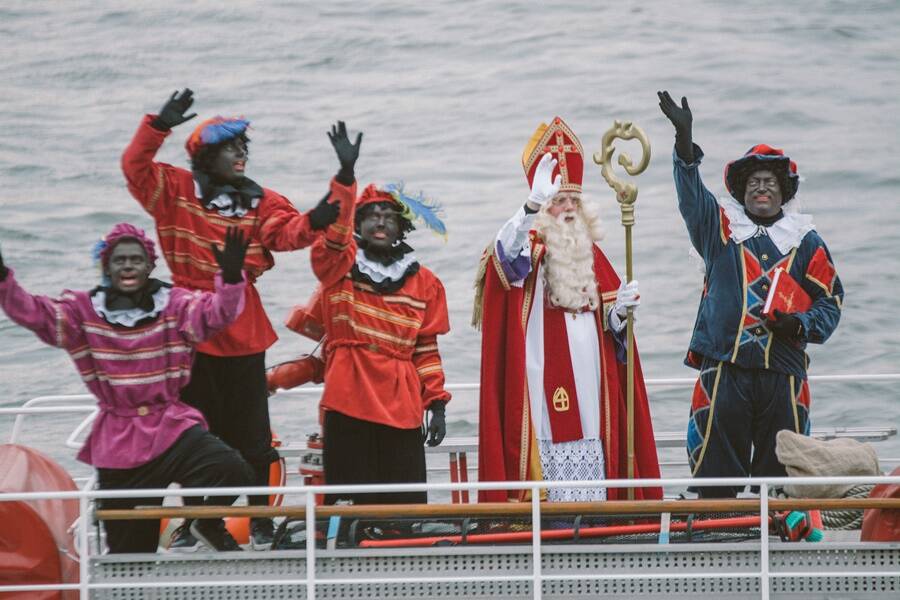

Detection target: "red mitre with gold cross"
[521, 116, 584, 193]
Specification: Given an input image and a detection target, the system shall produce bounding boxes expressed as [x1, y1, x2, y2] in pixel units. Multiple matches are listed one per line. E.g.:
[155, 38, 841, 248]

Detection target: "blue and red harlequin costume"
[671, 144, 843, 497]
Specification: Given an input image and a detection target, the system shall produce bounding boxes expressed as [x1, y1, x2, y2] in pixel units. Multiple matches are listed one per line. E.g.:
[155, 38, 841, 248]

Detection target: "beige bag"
[775, 430, 880, 498]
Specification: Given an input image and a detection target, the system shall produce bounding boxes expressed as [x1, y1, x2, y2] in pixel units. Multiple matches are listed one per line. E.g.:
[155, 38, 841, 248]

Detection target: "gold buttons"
[761, 253, 769, 261]
[137, 406, 149, 416]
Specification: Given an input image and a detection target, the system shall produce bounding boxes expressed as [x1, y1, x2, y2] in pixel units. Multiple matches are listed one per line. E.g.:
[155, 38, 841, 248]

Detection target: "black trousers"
[180, 351, 278, 507]
[97, 426, 252, 553]
[687, 358, 811, 498]
[323, 410, 427, 505]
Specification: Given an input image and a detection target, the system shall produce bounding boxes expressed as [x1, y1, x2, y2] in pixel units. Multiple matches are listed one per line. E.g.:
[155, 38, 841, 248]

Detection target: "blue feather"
[91, 239, 110, 285]
[384, 182, 447, 239]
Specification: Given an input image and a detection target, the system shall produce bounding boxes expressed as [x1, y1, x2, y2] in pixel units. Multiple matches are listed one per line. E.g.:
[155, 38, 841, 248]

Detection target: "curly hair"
[190, 132, 251, 174]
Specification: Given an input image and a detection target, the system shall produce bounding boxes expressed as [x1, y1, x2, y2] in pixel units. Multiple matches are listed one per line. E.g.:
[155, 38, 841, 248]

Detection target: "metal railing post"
[532, 485, 542, 600]
[306, 489, 316, 600]
[79, 492, 90, 600]
[760, 483, 770, 600]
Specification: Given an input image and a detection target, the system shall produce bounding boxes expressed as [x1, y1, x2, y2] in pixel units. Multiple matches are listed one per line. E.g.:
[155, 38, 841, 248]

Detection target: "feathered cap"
[357, 183, 447, 238]
[522, 116, 584, 193]
[724, 144, 800, 203]
[92, 223, 158, 271]
[185, 116, 250, 158]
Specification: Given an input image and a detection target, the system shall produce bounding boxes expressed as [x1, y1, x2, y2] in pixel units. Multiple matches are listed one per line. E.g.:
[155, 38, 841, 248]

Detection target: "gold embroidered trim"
[789, 375, 800, 433]
[730, 245, 748, 362]
[691, 362, 723, 477]
[148, 166, 166, 214]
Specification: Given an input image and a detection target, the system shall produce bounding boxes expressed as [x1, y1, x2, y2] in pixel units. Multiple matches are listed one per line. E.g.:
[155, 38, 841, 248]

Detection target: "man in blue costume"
[658, 91, 844, 498]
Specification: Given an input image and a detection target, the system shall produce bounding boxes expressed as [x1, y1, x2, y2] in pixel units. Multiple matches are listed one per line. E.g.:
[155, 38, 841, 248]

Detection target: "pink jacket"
[0, 270, 246, 469]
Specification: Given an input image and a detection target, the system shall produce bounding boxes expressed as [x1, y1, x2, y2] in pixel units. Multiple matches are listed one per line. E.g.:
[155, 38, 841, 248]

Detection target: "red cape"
[477, 238, 662, 502]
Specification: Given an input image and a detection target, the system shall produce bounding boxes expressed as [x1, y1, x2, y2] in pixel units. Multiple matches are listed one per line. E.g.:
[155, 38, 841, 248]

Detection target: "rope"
[821, 485, 874, 530]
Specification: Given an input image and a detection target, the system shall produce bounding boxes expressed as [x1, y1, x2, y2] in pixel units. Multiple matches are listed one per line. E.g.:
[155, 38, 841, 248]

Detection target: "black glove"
[151, 88, 198, 131]
[767, 309, 804, 341]
[308, 191, 339, 231]
[212, 226, 249, 284]
[657, 90, 694, 163]
[425, 400, 447, 447]
[327, 121, 363, 186]
[0, 245, 7, 281]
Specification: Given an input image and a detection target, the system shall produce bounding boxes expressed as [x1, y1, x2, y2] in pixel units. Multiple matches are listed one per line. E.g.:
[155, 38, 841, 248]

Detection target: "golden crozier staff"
[593, 120, 651, 500]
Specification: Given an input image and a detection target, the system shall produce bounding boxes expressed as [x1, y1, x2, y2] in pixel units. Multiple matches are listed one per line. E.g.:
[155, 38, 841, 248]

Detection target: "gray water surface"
[1, 1, 898, 466]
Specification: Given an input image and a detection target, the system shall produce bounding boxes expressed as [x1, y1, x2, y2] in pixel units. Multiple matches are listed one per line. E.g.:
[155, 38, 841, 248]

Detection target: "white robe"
[497, 207, 608, 501]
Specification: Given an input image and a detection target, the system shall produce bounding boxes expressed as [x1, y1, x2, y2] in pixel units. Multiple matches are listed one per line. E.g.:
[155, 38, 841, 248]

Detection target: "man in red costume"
[312, 173, 450, 505]
[122, 88, 360, 548]
[475, 117, 661, 502]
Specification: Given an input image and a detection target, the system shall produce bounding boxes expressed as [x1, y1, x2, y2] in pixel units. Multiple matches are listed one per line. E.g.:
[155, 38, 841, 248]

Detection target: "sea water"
[1, 1, 898, 472]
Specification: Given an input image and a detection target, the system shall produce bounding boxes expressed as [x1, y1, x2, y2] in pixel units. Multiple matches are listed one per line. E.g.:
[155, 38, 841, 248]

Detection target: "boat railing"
[2, 474, 900, 600]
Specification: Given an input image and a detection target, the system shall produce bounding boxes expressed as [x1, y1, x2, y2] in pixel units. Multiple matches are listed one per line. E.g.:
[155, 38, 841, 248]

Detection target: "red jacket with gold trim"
[311, 188, 451, 430]
[122, 115, 351, 356]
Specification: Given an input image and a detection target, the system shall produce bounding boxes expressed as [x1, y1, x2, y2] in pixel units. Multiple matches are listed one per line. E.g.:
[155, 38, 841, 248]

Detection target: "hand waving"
[657, 90, 694, 162]
[309, 190, 340, 231]
[328, 121, 363, 185]
[212, 227, 249, 284]
[528, 153, 562, 208]
[151, 88, 198, 131]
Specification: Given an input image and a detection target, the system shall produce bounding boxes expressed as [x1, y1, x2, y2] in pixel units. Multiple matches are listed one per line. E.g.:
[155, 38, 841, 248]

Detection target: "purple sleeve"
[495, 239, 533, 283]
[170, 273, 248, 344]
[0, 269, 83, 350]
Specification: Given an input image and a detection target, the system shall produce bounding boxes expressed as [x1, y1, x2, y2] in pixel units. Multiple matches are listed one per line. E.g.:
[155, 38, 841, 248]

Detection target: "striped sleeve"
[412, 276, 451, 408]
[311, 178, 358, 287]
[0, 270, 84, 351]
[170, 274, 247, 344]
[121, 115, 177, 218]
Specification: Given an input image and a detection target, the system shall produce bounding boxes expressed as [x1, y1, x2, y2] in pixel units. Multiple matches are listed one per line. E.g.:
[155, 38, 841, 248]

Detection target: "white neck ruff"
[717, 196, 815, 254]
[355, 248, 418, 282]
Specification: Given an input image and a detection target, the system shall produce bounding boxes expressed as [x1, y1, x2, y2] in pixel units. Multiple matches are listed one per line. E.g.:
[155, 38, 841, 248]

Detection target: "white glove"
[608, 279, 640, 333]
[528, 153, 562, 206]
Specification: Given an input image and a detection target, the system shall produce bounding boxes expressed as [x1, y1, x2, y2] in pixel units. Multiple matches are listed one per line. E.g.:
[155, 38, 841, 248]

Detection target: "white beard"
[535, 208, 602, 312]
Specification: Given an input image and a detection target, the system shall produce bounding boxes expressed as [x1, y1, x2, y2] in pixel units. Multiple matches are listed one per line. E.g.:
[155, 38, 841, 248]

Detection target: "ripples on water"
[1, 1, 899, 460]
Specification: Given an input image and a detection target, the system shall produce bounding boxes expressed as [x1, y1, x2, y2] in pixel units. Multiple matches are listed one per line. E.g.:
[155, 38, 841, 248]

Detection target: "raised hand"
[425, 400, 447, 447]
[327, 121, 363, 185]
[657, 90, 694, 162]
[308, 190, 340, 231]
[528, 153, 562, 208]
[151, 88, 198, 131]
[212, 227, 249, 284]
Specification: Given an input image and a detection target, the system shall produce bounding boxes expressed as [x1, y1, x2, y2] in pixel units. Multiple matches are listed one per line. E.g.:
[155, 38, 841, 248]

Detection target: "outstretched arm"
[121, 88, 196, 217]
[658, 91, 725, 261]
[259, 121, 362, 251]
[494, 152, 560, 284]
[0, 249, 83, 350]
[310, 122, 362, 286]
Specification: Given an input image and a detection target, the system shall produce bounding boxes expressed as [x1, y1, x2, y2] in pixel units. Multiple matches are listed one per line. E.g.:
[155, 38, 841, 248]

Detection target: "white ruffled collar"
[355, 248, 418, 282]
[91, 286, 171, 327]
[193, 179, 260, 218]
[717, 196, 815, 254]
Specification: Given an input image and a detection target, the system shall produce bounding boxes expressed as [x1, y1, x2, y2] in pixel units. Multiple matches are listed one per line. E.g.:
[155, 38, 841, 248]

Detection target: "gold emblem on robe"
[552, 386, 570, 412]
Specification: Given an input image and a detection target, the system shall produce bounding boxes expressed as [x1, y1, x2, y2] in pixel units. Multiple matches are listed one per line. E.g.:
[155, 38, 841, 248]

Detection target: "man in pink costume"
[0, 223, 253, 553]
